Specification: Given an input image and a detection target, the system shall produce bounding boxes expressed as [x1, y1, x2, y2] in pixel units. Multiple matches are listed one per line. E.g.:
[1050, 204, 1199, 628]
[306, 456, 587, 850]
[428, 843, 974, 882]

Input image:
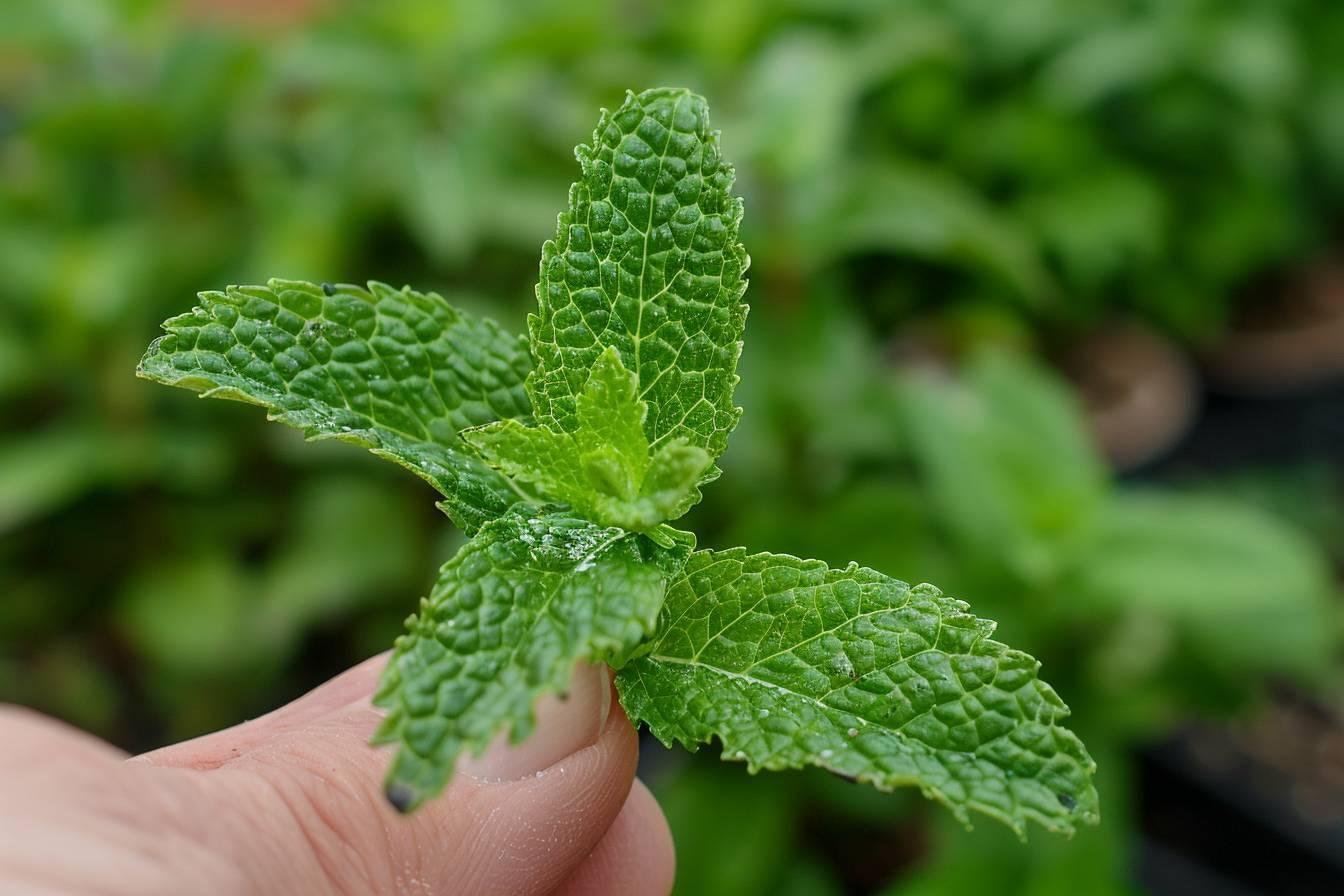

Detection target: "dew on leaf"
[830, 654, 855, 678]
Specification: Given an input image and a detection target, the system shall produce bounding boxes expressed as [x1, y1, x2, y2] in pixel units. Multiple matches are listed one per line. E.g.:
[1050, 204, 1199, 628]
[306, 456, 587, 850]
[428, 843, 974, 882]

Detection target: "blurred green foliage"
[678, 318, 1341, 892]
[3, 0, 1344, 892]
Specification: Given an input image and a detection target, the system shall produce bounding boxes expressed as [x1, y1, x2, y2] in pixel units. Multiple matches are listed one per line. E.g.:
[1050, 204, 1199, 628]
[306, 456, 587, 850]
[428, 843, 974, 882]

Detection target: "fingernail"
[460, 662, 611, 782]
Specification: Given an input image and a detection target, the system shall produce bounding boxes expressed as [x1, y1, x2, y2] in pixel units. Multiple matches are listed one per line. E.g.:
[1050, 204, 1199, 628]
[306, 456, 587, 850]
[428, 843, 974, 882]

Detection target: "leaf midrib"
[631, 90, 688, 406]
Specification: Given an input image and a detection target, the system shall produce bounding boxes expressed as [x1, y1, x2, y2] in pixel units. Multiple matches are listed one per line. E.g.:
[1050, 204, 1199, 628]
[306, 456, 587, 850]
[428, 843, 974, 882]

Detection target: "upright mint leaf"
[371, 510, 688, 811]
[617, 549, 1099, 836]
[527, 87, 749, 463]
[464, 347, 712, 530]
[137, 279, 534, 531]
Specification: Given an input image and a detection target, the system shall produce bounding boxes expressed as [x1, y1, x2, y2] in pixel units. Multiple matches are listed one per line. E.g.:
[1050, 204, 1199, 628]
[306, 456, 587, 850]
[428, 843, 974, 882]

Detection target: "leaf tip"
[385, 782, 418, 815]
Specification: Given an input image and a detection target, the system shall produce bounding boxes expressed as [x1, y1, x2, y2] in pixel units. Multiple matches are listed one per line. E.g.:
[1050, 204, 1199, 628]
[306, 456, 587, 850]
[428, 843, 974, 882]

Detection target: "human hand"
[0, 656, 674, 895]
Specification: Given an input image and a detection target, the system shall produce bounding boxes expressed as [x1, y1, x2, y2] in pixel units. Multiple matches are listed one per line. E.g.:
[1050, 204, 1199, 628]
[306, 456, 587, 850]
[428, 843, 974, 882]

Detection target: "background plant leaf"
[1072, 491, 1340, 682]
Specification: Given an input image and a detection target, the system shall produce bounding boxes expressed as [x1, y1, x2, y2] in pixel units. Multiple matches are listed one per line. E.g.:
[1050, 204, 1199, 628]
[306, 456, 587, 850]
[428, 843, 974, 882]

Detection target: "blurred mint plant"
[139, 88, 1097, 835]
[692, 306, 1339, 893]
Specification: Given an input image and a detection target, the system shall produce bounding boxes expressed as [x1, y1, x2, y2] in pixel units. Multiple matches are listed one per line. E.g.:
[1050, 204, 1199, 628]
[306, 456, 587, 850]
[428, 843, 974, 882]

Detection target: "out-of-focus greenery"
[671, 314, 1340, 892]
[4, 0, 1344, 892]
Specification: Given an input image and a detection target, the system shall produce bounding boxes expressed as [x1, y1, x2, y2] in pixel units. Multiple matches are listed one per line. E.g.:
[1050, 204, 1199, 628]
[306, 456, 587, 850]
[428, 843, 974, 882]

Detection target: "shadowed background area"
[4, 1, 1344, 893]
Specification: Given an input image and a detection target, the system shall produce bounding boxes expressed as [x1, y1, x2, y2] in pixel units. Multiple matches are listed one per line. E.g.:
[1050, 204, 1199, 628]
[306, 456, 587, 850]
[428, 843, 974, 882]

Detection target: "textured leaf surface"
[465, 347, 711, 530]
[137, 279, 533, 531]
[372, 510, 683, 811]
[527, 87, 749, 463]
[618, 549, 1099, 835]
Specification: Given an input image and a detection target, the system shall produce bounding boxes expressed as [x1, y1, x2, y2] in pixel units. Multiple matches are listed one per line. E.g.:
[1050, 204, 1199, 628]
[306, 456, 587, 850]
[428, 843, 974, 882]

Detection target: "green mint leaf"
[461, 420, 588, 508]
[616, 549, 1099, 836]
[137, 279, 534, 531]
[527, 87, 749, 464]
[371, 510, 684, 811]
[464, 347, 712, 530]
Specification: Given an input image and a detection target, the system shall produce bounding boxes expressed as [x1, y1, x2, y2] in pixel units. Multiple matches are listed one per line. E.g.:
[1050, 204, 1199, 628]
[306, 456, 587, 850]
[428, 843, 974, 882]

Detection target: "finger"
[138, 652, 389, 769]
[0, 707, 239, 894]
[203, 662, 640, 896]
[554, 778, 675, 896]
[0, 704, 128, 768]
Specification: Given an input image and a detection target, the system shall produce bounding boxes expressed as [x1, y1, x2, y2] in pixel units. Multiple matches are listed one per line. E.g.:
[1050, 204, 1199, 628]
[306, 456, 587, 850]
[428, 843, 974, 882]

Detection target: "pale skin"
[0, 656, 675, 895]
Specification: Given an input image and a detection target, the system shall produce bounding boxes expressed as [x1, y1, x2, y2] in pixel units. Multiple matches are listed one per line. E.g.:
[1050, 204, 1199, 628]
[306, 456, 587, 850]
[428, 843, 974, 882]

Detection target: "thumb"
[149, 658, 671, 895]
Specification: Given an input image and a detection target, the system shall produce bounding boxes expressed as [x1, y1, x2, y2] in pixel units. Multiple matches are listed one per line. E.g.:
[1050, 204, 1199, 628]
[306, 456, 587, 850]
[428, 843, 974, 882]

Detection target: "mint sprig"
[139, 87, 1097, 836]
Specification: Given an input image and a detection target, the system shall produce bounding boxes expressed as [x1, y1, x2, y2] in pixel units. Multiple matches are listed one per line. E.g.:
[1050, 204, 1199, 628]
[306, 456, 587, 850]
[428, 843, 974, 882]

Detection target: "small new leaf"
[617, 549, 1099, 836]
[464, 347, 712, 531]
[527, 87, 749, 464]
[372, 510, 683, 811]
[137, 279, 534, 531]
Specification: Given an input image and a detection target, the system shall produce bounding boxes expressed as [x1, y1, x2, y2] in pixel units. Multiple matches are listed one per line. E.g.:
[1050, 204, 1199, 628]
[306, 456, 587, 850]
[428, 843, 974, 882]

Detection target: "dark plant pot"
[1139, 692, 1344, 895]
[1205, 256, 1344, 396]
[1058, 323, 1199, 472]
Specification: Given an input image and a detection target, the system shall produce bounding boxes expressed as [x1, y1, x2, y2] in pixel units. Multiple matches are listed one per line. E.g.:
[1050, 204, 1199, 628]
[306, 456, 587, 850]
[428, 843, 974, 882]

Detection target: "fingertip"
[554, 778, 676, 896]
[389, 671, 645, 894]
[209, 665, 645, 895]
[460, 661, 614, 783]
